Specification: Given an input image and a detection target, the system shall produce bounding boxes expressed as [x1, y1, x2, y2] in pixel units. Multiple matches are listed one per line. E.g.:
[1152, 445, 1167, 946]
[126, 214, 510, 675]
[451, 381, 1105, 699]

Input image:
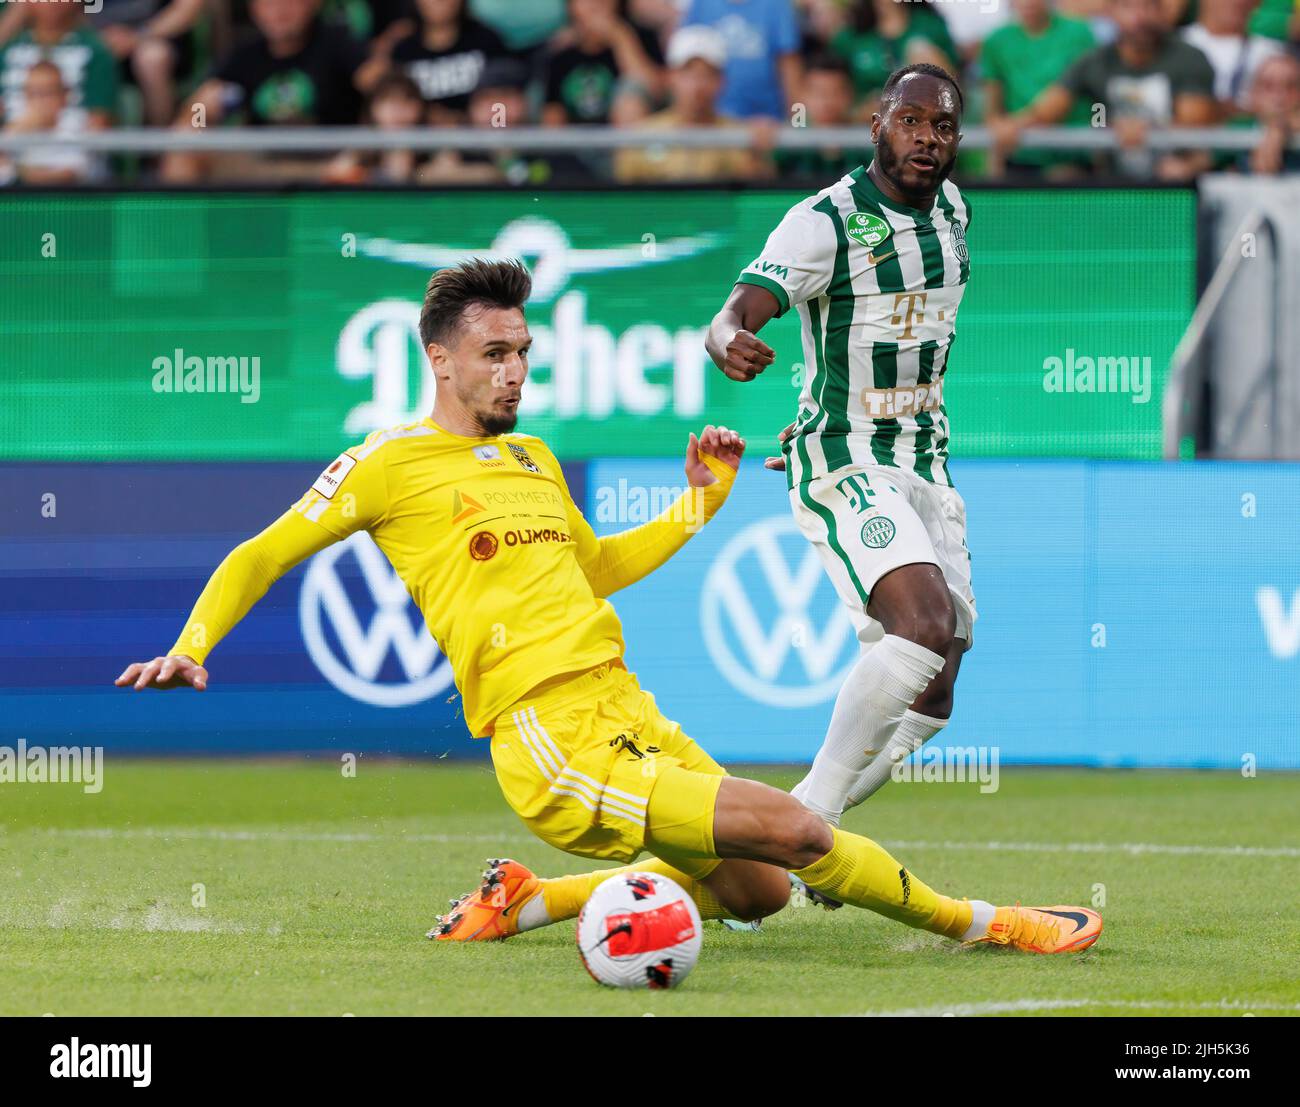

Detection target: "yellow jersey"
[169, 417, 735, 736]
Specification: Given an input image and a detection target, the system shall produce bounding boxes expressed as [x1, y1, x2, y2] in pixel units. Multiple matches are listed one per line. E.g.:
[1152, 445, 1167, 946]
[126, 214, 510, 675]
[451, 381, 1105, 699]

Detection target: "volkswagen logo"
[700, 516, 858, 708]
[300, 533, 454, 707]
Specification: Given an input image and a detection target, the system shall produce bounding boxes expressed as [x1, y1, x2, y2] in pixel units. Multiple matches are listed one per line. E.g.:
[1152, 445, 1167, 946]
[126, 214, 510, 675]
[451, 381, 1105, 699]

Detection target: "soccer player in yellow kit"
[116, 259, 1100, 956]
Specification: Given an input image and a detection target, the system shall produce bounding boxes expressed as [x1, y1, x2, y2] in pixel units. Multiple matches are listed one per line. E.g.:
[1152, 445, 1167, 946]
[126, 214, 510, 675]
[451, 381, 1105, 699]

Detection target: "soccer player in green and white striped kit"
[706, 64, 979, 880]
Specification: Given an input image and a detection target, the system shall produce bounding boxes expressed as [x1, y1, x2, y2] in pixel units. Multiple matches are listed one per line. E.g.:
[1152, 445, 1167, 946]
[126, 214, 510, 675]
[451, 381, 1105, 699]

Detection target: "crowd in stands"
[0, 0, 1297, 185]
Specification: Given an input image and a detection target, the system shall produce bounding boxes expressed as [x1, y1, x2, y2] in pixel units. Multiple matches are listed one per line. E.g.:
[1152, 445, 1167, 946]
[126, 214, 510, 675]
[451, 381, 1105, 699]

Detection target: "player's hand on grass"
[719, 329, 776, 382]
[763, 420, 796, 471]
[686, 424, 745, 486]
[115, 655, 209, 691]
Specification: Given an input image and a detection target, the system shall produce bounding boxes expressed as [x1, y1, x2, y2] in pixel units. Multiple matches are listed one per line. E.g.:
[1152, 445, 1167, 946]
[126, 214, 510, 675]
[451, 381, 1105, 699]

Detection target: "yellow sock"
[792, 828, 973, 939]
[539, 858, 725, 923]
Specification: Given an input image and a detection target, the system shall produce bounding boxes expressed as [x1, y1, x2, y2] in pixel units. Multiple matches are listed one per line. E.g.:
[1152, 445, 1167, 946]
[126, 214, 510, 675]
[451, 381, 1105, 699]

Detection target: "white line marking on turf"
[10, 828, 1298, 857]
[16, 827, 534, 845]
[852, 998, 1300, 1017]
[883, 839, 1300, 858]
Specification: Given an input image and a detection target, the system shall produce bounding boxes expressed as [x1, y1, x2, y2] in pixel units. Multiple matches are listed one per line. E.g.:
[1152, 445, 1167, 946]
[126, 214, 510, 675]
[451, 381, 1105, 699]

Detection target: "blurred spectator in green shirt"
[982, 0, 1095, 177]
[810, 0, 957, 117]
[1247, 0, 1300, 44]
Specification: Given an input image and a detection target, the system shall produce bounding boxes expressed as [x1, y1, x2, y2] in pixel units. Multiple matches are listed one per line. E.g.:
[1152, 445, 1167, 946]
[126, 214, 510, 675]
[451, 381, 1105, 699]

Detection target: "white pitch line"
[9, 827, 1299, 857]
[882, 839, 1300, 859]
[852, 998, 1300, 1017]
[17, 827, 533, 845]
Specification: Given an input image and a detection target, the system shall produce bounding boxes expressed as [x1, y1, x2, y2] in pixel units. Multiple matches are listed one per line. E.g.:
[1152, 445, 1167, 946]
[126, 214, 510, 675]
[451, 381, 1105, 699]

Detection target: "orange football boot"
[972, 904, 1102, 954]
[426, 858, 542, 942]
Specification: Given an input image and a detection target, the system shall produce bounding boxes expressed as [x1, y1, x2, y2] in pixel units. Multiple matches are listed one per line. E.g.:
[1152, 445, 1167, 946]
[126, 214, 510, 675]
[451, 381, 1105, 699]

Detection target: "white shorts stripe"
[514, 713, 556, 781]
[546, 785, 601, 816]
[558, 765, 648, 807]
[552, 770, 648, 818]
[594, 795, 649, 822]
[549, 785, 646, 827]
[551, 770, 601, 806]
[516, 711, 561, 778]
[527, 706, 565, 766]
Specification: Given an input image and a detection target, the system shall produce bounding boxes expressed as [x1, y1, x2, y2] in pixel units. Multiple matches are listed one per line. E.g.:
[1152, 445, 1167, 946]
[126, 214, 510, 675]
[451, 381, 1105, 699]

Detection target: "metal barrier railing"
[0, 124, 1292, 155]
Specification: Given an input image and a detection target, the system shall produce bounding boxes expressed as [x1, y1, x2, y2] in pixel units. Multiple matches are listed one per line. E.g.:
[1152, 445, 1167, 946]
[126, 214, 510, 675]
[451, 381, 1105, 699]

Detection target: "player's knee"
[891, 603, 955, 656]
[771, 803, 834, 870]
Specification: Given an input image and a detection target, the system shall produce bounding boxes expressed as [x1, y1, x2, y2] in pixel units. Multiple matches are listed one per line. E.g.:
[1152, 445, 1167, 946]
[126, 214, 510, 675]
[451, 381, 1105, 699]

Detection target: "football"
[576, 872, 703, 989]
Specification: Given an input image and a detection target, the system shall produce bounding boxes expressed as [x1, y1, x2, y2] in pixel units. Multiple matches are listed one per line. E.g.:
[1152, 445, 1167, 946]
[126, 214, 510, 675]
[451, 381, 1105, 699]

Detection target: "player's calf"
[713, 777, 834, 870]
[702, 859, 791, 922]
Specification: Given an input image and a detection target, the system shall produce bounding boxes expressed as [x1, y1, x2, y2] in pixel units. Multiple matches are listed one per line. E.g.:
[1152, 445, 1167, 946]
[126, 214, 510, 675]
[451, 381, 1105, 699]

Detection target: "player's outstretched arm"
[571, 426, 745, 597]
[705, 284, 779, 383]
[114, 509, 339, 691]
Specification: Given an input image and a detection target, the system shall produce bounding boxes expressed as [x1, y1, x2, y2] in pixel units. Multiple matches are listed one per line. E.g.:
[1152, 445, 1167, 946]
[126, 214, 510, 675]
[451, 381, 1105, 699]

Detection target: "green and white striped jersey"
[737, 164, 971, 489]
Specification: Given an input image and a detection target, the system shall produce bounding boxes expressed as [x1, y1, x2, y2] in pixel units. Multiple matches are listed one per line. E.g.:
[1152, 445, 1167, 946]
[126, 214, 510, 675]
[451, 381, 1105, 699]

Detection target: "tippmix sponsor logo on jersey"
[700, 516, 858, 708]
[299, 533, 454, 707]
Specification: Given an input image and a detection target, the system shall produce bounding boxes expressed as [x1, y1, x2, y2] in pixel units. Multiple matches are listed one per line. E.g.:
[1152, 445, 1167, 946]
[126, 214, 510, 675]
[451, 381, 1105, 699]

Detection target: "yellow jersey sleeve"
[288, 439, 390, 540]
[169, 439, 390, 664]
[168, 509, 337, 664]
[526, 438, 737, 599]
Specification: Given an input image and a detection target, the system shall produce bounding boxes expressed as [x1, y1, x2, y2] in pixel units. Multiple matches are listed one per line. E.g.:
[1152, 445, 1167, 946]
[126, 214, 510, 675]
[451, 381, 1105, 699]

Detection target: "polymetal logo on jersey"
[700, 516, 858, 708]
[299, 533, 453, 707]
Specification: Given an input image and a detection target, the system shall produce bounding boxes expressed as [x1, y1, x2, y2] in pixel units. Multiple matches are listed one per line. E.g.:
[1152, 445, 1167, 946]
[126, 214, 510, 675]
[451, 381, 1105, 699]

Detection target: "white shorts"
[788, 465, 977, 648]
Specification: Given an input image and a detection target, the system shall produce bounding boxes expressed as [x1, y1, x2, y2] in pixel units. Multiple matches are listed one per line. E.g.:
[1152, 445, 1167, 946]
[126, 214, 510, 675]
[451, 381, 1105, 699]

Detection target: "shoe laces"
[1011, 903, 1061, 949]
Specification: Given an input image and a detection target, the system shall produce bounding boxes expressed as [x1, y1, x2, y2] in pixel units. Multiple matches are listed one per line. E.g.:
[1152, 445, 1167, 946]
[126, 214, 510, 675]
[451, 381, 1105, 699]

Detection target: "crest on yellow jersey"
[508, 442, 541, 473]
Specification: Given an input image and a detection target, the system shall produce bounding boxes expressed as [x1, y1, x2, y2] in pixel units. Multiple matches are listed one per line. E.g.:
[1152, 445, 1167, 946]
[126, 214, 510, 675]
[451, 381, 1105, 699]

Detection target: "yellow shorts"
[490, 662, 726, 879]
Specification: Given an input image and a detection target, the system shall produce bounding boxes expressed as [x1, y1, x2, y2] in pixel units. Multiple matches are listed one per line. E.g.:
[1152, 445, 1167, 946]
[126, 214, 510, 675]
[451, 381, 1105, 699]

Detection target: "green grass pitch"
[3, 761, 1297, 1017]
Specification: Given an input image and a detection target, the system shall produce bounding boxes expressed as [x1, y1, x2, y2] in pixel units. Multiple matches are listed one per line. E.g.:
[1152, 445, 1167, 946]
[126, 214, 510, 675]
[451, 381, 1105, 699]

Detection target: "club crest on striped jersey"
[860, 516, 896, 549]
[950, 220, 969, 264]
[311, 452, 356, 499]
[508, 442, 541, 473]
[845, 212, 892, 250]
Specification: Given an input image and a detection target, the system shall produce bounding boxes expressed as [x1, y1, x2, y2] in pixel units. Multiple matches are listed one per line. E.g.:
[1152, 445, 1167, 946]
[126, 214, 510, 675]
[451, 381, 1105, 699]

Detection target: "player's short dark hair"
[881, 63, 964, 115]
[419, 258, 532, 348]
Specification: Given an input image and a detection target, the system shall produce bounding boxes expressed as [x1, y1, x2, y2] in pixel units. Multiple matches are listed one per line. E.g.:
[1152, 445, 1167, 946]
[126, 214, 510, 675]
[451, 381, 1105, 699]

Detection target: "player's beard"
[479, 408, 519, 436]
[875, 136, 954, 199]
[473, 392, 520, 436]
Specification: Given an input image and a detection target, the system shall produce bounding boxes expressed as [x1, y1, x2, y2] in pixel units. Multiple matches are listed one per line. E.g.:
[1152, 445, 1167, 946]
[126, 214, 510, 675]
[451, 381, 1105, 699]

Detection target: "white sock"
[516, 893, 551, 932]
[961, 899, 997, 941]
[791, 635, 944, 826]
[844, 709, 948, 811]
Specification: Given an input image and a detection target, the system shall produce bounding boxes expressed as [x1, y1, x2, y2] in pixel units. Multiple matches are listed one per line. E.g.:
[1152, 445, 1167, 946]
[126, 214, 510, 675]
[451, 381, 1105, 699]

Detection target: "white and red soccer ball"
[577, 872, 702, 989]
